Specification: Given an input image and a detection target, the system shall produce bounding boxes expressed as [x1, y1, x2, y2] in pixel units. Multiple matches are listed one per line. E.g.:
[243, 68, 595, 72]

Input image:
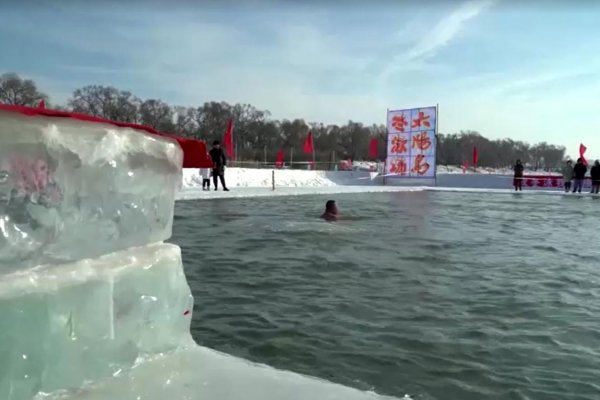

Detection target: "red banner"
[303, 131, 314, 154]
[275, 150, 285, 168]
[223, 119, 234, 160]
[368, 138, 378, 159]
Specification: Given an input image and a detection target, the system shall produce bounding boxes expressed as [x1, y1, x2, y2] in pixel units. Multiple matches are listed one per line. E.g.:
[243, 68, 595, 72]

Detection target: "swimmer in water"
[321, 200, 338, 221]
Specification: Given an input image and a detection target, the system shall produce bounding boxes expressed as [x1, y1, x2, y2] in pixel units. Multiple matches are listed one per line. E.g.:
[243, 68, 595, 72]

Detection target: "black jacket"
[574, 163, 587, 179]
[591, 165, 600, 181]
[209, 147, 227, 168]
[513, 163, 524, 177]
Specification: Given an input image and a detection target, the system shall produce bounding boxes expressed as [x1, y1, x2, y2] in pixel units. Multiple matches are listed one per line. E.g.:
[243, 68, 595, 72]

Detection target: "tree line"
[0, 72, 566, 168]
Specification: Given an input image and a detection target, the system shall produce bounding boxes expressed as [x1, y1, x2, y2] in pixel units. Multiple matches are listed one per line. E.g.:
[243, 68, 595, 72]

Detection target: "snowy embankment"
[178, 168, 413, 200]
[177, 167, 563, 201]
[183, 168, 358, 188]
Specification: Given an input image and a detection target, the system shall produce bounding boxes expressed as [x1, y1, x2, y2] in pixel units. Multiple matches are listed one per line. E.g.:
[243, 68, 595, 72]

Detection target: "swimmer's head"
[325, 200, 337, 214]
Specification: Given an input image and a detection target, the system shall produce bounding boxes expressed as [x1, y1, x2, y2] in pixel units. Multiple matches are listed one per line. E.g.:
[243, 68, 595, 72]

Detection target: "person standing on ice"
[200, 168, 211, 190]
[561, 159, 574, 192]
[209, 140, 229, 191]
[590, 160, 600, 194]
[572, 158, 587, 193]
[513, 159, 524, 191]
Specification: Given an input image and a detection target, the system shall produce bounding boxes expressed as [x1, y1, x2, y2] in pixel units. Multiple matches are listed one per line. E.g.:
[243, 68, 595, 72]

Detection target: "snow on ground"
[183, 168, 339, 188]
[177, 168, 569, 201]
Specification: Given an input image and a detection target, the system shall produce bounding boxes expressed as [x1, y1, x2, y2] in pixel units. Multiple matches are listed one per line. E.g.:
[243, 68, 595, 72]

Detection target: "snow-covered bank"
[181, 167, 518, 192]
[178, 168, 571, 201]
[182, 168, 377, 188]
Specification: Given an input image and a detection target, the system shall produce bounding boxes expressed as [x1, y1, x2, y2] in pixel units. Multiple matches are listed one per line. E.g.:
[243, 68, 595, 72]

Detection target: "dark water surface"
[171, 191, 600, 400]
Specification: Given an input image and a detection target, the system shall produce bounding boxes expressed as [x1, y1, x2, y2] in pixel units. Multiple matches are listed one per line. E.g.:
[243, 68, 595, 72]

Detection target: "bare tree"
[0, 73, 48, 106]
[139, 99, 174, 132]
[173, 106, 199, 137]
[69, 85, 141, 123]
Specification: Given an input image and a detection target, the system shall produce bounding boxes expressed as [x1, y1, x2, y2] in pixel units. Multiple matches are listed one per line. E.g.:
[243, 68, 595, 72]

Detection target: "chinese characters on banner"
[522, 176, 592, 189]
[386, 106, 436, 178]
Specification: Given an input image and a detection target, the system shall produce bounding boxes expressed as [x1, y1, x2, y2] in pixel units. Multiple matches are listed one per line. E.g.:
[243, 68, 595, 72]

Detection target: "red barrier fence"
[518, 175, 593, 189]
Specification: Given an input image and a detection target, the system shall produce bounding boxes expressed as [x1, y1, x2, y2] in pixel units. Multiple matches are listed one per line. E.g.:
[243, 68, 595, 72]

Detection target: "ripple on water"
[172, 191, 600, 400]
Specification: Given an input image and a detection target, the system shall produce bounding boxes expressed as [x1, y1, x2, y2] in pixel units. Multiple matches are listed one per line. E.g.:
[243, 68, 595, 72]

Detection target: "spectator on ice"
[572, 158, 587, 193]
[200, 168, 211, 190]
[562, 160, 574, 192]
[591, 160, 600, 194]
[513, 159, 524, 191]
[209, 140, 229, 191]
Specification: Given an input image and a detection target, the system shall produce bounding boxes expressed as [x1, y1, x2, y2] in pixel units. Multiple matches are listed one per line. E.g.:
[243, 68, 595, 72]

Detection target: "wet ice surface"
[177, 185, 585, 202]
[37, 346, 400, 400]
[177, 185, 422, 200]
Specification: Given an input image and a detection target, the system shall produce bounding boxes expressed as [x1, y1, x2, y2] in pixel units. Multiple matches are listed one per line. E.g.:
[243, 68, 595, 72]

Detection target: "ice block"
[0, 110, 183, 270]
[33, 346, 399, 400]
[0, 243, 193, 400]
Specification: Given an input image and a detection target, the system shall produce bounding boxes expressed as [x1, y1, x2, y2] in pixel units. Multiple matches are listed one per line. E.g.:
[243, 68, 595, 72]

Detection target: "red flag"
[579, 143, 588, 165]
[275, 150, 285, 168]
[303, 131, 314, 154]
[368, 138, 378, 159]
[463, 160, 468, 173]
[37, 99, 46, 109]
[223, 119, 234, 160]
[472, 146, 478, 166]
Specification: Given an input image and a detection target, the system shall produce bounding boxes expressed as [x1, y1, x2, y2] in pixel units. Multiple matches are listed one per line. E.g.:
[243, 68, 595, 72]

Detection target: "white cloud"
[376, 0, 495, 94]
[405, 0, 495, 61]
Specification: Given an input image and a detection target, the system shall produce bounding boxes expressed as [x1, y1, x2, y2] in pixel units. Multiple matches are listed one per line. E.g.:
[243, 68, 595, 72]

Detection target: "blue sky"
[2, 0, 600, 157]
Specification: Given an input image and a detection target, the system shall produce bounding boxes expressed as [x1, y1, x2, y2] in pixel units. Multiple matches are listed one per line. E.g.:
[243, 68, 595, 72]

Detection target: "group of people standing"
[200, 140, 229, 191]
[561, 159, 600, 194]
[512, 158, 600, 193]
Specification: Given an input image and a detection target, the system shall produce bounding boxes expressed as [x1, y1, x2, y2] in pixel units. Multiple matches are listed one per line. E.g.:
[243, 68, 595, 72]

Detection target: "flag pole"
[290, 146, 294, 169]
[384, 108, 389, 185]
[231, 118, 236, 163]
[434, 103, 439, 187]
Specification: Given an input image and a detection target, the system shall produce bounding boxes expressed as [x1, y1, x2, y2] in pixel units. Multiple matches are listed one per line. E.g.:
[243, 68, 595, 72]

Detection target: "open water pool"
[172, 191, 600, 400]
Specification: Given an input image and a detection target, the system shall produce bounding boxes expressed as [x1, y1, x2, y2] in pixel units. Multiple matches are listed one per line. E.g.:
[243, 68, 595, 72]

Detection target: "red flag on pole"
[579, 143, 588, 165]
[472, 146, 478, 166]
[275, 150, 285, 168]
[368, 138, 378, 159]
[303, 131, 314, 154]
[223, 119, 234, 160]
[38, 99, 46, 109]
